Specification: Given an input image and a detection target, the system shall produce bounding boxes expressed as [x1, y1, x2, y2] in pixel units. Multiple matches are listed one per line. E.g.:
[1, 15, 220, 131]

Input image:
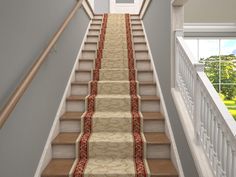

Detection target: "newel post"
[194, 63, 204, 144]
[174, 30, 184, 89]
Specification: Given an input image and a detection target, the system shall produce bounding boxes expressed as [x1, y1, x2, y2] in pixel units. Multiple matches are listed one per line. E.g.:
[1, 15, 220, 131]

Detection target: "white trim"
[87, 0, 94, 10]
[141, 20, 185, 177]
[110, 0, 143, 14]
[139, 0, 151, 19]
[82, 0, 94, 19]
[172, 88, 215, 177]
[33, 20, 92, 177]
[184, 23, 236, 33]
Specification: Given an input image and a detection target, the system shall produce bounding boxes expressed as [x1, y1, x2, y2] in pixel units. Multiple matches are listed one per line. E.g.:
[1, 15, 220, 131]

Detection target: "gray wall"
[185, 0, 236, 23]
[94, 0, 109, 13]
[0, 0, 90, 176]
[143, 0, 199, 176]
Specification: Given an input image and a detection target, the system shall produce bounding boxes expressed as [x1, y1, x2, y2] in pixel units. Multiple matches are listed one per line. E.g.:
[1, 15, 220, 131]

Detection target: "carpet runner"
[73, 14, 150, 177]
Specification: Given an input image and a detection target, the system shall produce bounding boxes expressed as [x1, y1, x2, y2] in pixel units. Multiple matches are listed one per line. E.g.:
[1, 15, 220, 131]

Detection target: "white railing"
[175, 30, 236, 177]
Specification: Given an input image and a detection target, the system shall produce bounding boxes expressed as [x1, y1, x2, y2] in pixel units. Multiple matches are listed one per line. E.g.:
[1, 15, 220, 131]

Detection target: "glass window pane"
[220, 39, 236, 57]
[220, 61, 236, 83]
[199, 39, 220, 62]
[184, 38, 198, 61]
[220, 85, 236, 102]
[204, 61, 220, 84]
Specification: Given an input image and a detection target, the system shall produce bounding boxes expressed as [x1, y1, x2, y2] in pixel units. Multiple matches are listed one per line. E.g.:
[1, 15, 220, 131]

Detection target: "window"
[185, 37, 236, 119]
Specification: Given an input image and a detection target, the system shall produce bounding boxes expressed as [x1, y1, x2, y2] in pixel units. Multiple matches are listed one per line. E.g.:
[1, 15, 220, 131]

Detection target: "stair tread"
[142, 112, 164, 120]
[71, 81, 89, 85]
[144, 132, 170, 145]
[141, 95, 160, 101]
[147, 159, 178, 177]
[139, 81, 155, 85]
[71, 81, 155, 85]
[41, 159, 74, 177]
[60, 112, 83, 120]
[66, 95, 86, 101]
[52, 133, 79, 145]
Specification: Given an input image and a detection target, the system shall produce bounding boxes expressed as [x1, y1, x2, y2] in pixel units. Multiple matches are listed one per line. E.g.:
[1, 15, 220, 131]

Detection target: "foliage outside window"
[185, 38, 236, 119]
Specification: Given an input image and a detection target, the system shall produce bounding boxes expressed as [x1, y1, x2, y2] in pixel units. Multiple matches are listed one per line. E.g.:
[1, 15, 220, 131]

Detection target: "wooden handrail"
[0, 0, 84, 128]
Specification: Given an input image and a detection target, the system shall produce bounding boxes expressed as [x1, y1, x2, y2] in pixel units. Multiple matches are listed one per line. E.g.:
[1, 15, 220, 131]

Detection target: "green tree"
[200, 54, 236, 99]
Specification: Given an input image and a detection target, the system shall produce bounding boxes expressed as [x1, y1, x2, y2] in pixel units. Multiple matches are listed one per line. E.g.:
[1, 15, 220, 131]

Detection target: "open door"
[110, 0, 143, 14]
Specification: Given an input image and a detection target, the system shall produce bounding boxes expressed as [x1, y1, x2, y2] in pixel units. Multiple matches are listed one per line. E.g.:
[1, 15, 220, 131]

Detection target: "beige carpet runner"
[73, 14, 150, 177]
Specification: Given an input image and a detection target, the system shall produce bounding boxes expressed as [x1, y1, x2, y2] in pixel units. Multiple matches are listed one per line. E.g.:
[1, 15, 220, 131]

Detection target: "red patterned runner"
[125, 14, 147, 177]
[73, 14, 108, 177]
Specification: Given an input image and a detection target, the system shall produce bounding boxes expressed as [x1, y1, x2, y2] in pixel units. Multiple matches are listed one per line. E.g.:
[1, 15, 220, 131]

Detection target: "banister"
[174, 31, 236, 177]
[0, 0, 85, 128]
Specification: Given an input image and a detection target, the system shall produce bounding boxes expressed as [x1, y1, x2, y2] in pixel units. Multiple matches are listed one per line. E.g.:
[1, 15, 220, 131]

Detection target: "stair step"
[141, 95, 160, 101]
[42, 159, 178, 177]
[147, 159, 178, 177]
[143, 112, 165, 133]
[60, 112, 83, 121]
[145, 132, 170, 145]
[142, 112, 164, 120]
[41, 159, 74, 177]
[52, 133, 79, 145]
[52, 133, 79, 158]
[66, 95, 86, 102]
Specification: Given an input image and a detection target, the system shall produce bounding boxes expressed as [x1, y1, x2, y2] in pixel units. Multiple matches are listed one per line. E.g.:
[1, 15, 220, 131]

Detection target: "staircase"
[42, 14, 178, 177]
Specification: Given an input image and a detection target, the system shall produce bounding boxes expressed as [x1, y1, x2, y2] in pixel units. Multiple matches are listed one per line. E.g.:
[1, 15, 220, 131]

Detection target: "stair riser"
[132, 25, 142, 30]
[92, 117, 132, 132]
[71, 84, 89, 96]
[66, 99, 160, 112]
[138, 72, 154, 82]
[90, 24, 101, 29]
[71, 83, 156, 96]
[147, 144, 170, 159]
[87, 36, 99, 43]
[75, 71, 91, 82]
[84, 43, 98, 50]
[144, 120, 165, 133]
[135, 51, 149, 60]
[52, 145, 75, 159]
[60, 120, 81, 133]
[133, 36, 145, 43]
[134, 43, 147, 50]
[88, 141, 134, 159]
[141, 100, 160, 112]
[139, 84, 156, 96]
[78, 60, 94, 70]
[76, 71, 153, 82]
[132, 30, 144, 35]
[51, 143, 170, 159]
[82, 51, 96, 59]
[88, 30, 100, 35]
[136, 60, 151, 70]
[66, 100, 85, 112]
[59, 119, 164, 133]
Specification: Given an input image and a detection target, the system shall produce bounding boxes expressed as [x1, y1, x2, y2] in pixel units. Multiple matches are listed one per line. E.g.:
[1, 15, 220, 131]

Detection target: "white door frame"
[110, 0, 143, 14]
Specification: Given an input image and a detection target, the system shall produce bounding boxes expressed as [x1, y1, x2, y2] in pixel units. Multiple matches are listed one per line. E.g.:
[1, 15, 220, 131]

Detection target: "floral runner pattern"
[73, 14, 149, 177]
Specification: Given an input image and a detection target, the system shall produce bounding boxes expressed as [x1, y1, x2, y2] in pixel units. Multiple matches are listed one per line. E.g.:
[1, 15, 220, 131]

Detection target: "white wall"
[185, 0, 236, 23]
